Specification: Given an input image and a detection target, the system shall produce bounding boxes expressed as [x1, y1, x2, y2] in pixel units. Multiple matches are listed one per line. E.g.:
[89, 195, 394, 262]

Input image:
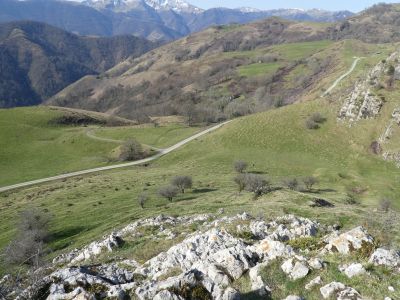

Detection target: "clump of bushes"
[305, 112, 326, 130]
[3, 208, 52, 267]
[234, 173, 271, 199]
[119, 139, 146, 161]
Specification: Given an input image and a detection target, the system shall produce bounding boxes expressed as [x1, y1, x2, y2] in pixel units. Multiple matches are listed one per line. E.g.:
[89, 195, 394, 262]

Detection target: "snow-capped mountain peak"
[144, 0, 203, 13]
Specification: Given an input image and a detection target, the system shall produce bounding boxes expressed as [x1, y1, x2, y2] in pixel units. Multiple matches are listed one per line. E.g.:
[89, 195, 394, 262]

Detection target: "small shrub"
[138, 193, 148, 209]
[234, 174, 247, 192]
[234, 160, 248, 173]
[171, 176, 193, 193]
[303, 176, 318, 191]
[244, 174, 271, 199]
[305, 118, 320, 130]
[344, 193, 359, 205]
[3, 208, 51, 267]
[235, 230, 256, 241]
[283, 178, 299, 191]
[158, 186, 179, 202]
[119, 139, 144, 161]
[379, 198, 392, 213]
[306, 112, 326, 130]
[287, 237, 321, 251]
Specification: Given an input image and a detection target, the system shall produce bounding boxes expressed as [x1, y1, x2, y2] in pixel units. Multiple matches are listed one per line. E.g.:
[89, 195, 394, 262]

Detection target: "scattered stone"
[320, 282, 346, 299]
[339, 263, 366, 278]
[305, 276, 322, 290]
[283, 296, 303, 300]
[336, 287, 363, 300]
[388, 286, 395, 292]
[308, 257, 324, 270]
[281, 258, 309, 280]
[369, 248, 400, 268]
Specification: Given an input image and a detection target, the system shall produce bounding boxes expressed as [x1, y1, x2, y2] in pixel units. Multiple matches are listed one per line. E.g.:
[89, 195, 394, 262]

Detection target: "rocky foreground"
[3, 212, 400, 299]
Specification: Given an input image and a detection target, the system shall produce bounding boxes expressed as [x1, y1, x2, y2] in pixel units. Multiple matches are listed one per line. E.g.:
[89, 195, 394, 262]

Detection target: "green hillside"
[0, 107, 200, 186]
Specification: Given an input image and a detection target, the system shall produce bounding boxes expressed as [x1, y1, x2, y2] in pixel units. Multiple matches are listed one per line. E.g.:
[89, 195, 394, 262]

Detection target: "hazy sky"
[188, 0, 397, 12]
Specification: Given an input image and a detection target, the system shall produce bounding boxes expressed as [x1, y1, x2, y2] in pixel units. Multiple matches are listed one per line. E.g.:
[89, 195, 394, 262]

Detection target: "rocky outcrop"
[338, 52, 399, 123]
[13, 213, 400, 300]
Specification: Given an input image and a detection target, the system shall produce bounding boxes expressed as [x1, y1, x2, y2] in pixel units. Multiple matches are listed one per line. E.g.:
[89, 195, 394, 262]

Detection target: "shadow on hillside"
[51, 226, 92, 250]
[239, 291, 272, 300]
[249, 171, 268, 175]
[307, 188, 337, 193]
[192, 188, 218, 194]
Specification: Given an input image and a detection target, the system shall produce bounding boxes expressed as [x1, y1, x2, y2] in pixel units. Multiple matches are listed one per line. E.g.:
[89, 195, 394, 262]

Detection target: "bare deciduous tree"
[234, 174, 247, 192]
[171, 176, 193, 193]
[158, 186, 179, 202]
[138, 193, 148, 209]
[3, 208, 51, 267]
[303, 176, 318, 191]
[234, 161, 248, 173]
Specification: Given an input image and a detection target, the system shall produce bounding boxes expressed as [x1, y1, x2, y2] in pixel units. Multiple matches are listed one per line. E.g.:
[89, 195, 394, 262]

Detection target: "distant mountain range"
[0, 21, 156, 108]
[0, 0, 354, 41]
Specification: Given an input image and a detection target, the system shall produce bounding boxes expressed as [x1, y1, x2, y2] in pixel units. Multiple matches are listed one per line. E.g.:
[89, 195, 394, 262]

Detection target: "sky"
[187, 0, 398, 12]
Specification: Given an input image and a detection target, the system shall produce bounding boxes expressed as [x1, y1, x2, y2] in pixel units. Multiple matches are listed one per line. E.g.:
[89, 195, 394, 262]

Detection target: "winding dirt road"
[321, 57, 363, 97]
[0, 121, 231, 193]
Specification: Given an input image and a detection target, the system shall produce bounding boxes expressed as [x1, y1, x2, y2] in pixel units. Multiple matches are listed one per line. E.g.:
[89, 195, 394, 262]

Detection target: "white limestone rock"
[324, 226, 373, 254]
[339, 263, 366, 278]
[369, 248, 400, 268]
[281, 258, 309, 280]
[305, 276, 322, 290]
[320, 282, 346, 299]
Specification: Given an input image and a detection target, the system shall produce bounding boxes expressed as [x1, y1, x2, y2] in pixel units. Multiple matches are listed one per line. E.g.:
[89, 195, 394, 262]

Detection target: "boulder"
[320, 282, 346, 299]
[281, 258, 309, 280]
[369, 248, 400, 268]
[336, 287, 363, 300]
[339, 263, 366, 278]
[308, 257, 324, 270]
[324, 227, 374, 254]
[256, 239, 294, 260]
[283, 296, 303, 300]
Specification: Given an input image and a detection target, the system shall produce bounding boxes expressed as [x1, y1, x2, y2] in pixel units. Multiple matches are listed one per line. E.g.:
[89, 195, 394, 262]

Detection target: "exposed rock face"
[323, 226, 374, 254]
[250, 215, 319, 241]
[338, 53, 399, 123]
[14, 213, 399, 300]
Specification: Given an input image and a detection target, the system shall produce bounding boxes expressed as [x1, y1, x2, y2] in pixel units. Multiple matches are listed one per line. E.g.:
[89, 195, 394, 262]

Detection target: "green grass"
[1, 94, 400, 270]
[94, 124, 201, 149]
[270, 40, 333, 61]
[0, 107, 203, 186]
[1, 44, 400, 279]
[238, 62, 281, 77]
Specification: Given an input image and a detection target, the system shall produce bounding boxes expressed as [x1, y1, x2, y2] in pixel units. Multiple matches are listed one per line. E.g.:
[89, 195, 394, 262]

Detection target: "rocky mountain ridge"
[0, 0, 353, 41]
[5, 212, 400, 299]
